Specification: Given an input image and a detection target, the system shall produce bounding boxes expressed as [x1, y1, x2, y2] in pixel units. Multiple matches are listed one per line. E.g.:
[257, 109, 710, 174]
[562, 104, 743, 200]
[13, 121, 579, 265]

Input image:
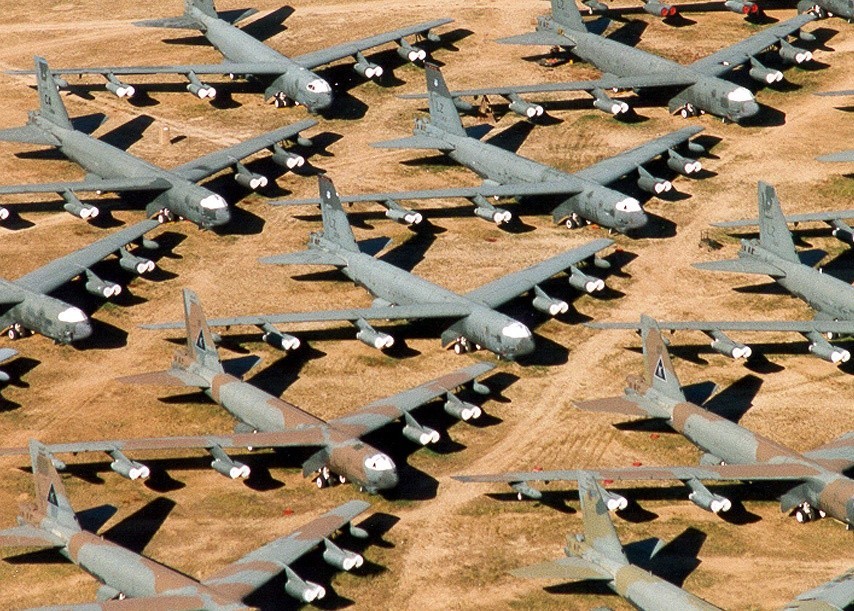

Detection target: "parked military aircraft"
[590, 182, 854, 364]
[787, 568, 854, 610]
[0, 289, 494, 492]
[0, 218, 161, 343]
[415, 0, 818, 122]
[714, 208, 854, 249]
[273, 64, 708, 233]
[154, 175, 614, 358]
[0, 57, 316, 228]
[512, 471, 721, 610]
[0, 440, 373, 607]
[455, 316, 854, 527]
[18, 0, 452, 112]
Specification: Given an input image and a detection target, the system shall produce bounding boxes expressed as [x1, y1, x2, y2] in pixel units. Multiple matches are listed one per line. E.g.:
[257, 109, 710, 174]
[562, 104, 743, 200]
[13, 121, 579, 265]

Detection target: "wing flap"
[511, 557, 612, 581]
[802, 432, 854, 473]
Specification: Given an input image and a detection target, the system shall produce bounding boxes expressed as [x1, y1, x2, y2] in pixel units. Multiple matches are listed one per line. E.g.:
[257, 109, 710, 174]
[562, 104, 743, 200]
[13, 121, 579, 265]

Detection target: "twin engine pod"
[568, 266, 605, 294]
[471, 194, 512, 224]
[687, 478, 732, 514]
[118, 248, 155, 275]
[383, 199, 423, 225]
[779, 39, 813, 64]
[62, 192, 99, 220]
[353, 52, 384, 79]
[85, 271, 122, 299]
[597, 484, 629, 512]
[270, 144, 305, 170]
[322, 538, 364, 572]
[210, 445, 250, 479]
[532, 286, 569, 316]
[748, 58, 783, 84]
[397, 40, 427, 63]
[354, 318, 394, 350]
[724, 0, 759, 13]
[643, 1, 678, 16]
[186, 71, 216, 99]
[109, 450, 150, 481]
[105, 74, 135, 99]
[707, 330, 752, 359]
[592, 88, 629, 116]
[234, 162, 268, 190]
[284, 566, 326, 603]
[444, 393, 483, 421]
[402, 413, 440, 446]
[667, 149, 702, 175]
[806, 331, 851, 364]
[637, 167, 672, 195]
[506, 93, 544, 119]
[260, 323, 300, 351]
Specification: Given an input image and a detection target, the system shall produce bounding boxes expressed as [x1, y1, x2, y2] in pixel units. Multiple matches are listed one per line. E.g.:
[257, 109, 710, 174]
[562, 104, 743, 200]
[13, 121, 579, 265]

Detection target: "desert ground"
[0, 0, 850, 609]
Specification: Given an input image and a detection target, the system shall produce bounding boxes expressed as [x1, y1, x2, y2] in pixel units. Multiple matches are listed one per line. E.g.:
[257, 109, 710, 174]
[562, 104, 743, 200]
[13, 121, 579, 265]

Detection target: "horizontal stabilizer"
[575, 397, 651, 417]
[133, 16, 204, 29]
[0, 524, 64, 548]
[372, 135, 455, 151]
[511, 557, 611, 581]
[497, 31, 576, 47]
[259, 250, 347, 266]
[117, 368, 210, 388]
[693, 258, 784, 277]
[0, 125, 60, 146]
[803, 431, 854, 473]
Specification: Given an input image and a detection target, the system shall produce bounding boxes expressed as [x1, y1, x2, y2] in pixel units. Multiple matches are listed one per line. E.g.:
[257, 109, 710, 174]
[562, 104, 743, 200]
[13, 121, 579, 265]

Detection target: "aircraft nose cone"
[739, 101, 760, 119]
[624, 211, 648, 231]
[367, 468, 399, 492]
[505, 336, 536, 360]
[73, 321, 93, 342]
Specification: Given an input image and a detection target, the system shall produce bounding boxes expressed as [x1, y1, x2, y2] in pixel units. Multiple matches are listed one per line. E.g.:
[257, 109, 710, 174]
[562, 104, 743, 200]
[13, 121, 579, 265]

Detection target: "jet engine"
[511, 481, 542, 500]
[233, 162, 268, 190]
[687, 478, 731, 513]
[62, 192, 99, 219]
[596, 483, 629, 511]
[354, 318, 394, 349]
[505, 93, 544, 118]
[748, 58, 783, 84]
[209, 446, 250, 479]
[592, 88, 629, 115]
[402, 413, 440, 445]
[397, 40, 426, 62]
[270, 144, 305, 170]
[108, 450, 150, 481]
[779, 39, 812, 64]
[353, 52, 383, 79]
[84, 270, 122, 299]
[706, 330, 752, 359]
[105, 74, 135, 98]
[383, 199, 423, 225]
[118, 248, 155, 274]
[568, 266, 605, 293]
[260, 323, 300, 351]
[322, 538, 364, 571]
[186, 72, 216, 99]
[443, 393, 482, 421]
[806, 331, 850, 364]
[284, 567, 326, 603]
[644, 1, 678, 16]
[667, 149, 702, 175]
[831, 220, 854, 245]
[637, 167, 672, 194]
[471, 194, 512, 224]
[532, 286, 569, 316]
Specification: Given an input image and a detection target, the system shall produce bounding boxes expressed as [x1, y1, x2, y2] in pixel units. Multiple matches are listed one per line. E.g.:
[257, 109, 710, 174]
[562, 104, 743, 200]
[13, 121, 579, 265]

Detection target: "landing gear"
[156, 208, 174, 223]
[564, 213, 587, 229]
[273, 92, 289, 108]
[7, 324, 26, 340]
[680, 103, 696, 119]
[315, 467, 347, 489]
[452, 337, 476, 354]
[794, 502, 823, 523]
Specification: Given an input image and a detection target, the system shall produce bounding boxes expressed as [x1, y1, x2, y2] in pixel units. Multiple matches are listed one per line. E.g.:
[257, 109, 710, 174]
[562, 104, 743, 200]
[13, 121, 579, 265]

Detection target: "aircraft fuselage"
[0, 278, 92, 343]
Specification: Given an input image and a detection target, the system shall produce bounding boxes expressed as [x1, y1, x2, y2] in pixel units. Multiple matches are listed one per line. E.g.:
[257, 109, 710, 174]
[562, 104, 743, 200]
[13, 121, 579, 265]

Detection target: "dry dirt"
[0, 1, 850, 609]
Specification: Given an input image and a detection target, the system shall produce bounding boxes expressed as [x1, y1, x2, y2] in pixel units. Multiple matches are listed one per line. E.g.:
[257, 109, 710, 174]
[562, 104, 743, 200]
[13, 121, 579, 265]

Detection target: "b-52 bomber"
[275, 64, 709, 233]
[0, 217, 161, 343]
[591, 182, 854, 364]
[421, 0, 818, 122]
[153, 175, 614, 358]
[23, 0, 452, 112]
[0, 289, 494, 493]
[512, 472, 722, 611]
[0, 440, 374, 607]
[0, 56, 316, 228]
[714, 208, 854, 249]
[455, 316, 854, 527]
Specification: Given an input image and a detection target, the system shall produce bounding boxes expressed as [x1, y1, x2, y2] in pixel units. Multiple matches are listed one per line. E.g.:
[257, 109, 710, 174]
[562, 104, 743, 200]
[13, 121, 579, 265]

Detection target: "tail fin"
[183, 288, 224, 373]
[577, 473, 628, 564]
[551, 0, 587, 32]
[186, 0, 217, 18]
[424, 63, 466, 137]
[757, 181, 798, 264]
[640, 315, 685, 402]
[318, 175, 360, 253]
[134, 0, 213, 29]
[29, 439, 80, 532]
[34, 57, 72, 130]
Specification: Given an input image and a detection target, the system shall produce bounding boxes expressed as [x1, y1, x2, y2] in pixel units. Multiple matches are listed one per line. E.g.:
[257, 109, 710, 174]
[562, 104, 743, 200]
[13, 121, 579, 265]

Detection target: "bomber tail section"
[316, 175, 360, 253]
[183, 288, 224, 373]
[33, 57, 72, 131]
[577, 472, 628, 564]
[550, 0, 588, 33]
[28, 439, 80, 533]
[424, 63, 466, 137]
[757, 181, 799, 264]
[134, 0, 216, 29]
[640, 315, 686, 403]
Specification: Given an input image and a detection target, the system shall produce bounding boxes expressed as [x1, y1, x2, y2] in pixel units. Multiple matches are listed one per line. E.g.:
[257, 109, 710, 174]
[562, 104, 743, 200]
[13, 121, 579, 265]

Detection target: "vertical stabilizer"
[33, 57, 72, 130]
[577, 473, 628, 564]
[318, 175, 360, 253]
[424, 63, 466, 137]
[757, 182, 798, 264]
[640, 315, 685, 402]
[186, 0, 217, 18]
[28, 440, 80, 532]
[183, 288, 224, 373]
[551, 0, 587, 32]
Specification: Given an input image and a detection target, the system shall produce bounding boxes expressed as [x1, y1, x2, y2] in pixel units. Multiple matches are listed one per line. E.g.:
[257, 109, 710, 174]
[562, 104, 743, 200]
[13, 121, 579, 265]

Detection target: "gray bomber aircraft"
[22, 0, 452, 112]
[714, 208, 854, 249]
[418, 0, 818, 122]
[274, 63, 709, 233]
[151, 175, 615, 358]
[512, 471, 721, 610]
[0, 440, 374, 607]
[786, 568, 854, 611]
[0, 56, 316, 228]
[0, 217, 161, 343]
[590, 181, 854, 364]
[0, 288, 494, 493]
[455, 316, 854, 527]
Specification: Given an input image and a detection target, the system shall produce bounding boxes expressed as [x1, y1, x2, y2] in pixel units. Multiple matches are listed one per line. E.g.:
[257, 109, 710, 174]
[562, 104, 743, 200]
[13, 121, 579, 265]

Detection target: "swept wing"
[0, 176, 171, 196]
[586, 319, 854, 334]
[715, 209, 854, 228]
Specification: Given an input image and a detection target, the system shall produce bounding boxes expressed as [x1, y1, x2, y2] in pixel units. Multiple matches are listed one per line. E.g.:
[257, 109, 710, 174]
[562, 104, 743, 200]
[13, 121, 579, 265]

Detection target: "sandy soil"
[0, 1, 850, 609]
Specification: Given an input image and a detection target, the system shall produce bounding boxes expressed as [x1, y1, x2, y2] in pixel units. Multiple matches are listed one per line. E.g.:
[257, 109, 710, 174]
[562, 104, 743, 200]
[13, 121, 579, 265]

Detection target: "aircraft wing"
[171, 119, 317, 182]
[802, 432, 854, 473]
[12, 61, 293, 78]
[200, 500, 370, 600]
[690, 13, 817, 76]
[818, 150, 854, 163]
[574, 126, 703, 184]
[142, 302, 475, 330]
[36, 594, 219, 610]
[511, 556, 613, 581]
[0, 176, 172, 196]
[14, 219, 161, 294]
[454, 461, 821, 484]
[693, 258, 784, 277]
[586, 319, 854, 334]
[714, 209, 854, 228]
[464, 238, 613, 307]
[270, 179, 586, 207]
[292, 19, 453, 69]
[784, 568, 854, 611]
[496, 31, 577, 47]
[327, 363, 494, 436]
[0, 348, 17, 364]
[0, 524, 64, 548]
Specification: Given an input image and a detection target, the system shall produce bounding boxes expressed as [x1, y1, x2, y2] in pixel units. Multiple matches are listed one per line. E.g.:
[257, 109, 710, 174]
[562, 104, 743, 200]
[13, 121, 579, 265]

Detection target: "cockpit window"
[615, 197, 641, 212]
[58, 307, 86, 323]
[200, 194, 227, 210]
[306, 79, 332, 93]
[501, 322, 531, 339]
[726, 87, 754, 103]
[364, 453, 394, 471]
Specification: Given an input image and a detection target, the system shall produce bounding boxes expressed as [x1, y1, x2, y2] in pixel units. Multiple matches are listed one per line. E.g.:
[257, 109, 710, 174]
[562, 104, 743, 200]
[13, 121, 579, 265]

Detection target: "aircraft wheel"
[316, 476, 327, 489]
[453, 342, 464, 355]
[517, 492, 524, 501]
[7, 327, 20, 340]
[680, 107, 689, 119]
[338, 474, 347, 484]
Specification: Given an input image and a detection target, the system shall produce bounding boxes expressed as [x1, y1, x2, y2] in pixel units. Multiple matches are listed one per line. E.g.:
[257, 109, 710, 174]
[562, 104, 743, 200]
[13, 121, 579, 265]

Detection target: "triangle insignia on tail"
[196, 330, 206, 352]
[47, 484, 58, 508]
[653, 357, 667, 382]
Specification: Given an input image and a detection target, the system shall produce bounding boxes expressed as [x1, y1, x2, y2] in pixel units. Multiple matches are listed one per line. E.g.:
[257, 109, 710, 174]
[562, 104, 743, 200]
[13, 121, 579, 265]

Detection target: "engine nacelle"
[444, 393, 482, 421]
[830, 220, 854, 245]
[209, 445, 250, 479]
[644, 1, 677, 16]
[806, 331, 850, 364]
[270, 144, 305, 170]
[260, 323, 300, 351]
[234, 163, 268, 190]
[108, 450, 150, 481]
[62, 192, 99, 220]
[322, 538, 364, 571]
[597, 484, 629, 511]
[707, 330, 752, 359]
[383, 199, 423, 225]
[511, 481, 542, 500]
[748, 58, 783, 84]
[397, 39, 426, 62]
[568, 265, 605, 293]
[582, 0, 608, 12]
[354, 318, 394, 350]
[105, 74, 135, 99]
[284, 567, 326, 603]
[779, 39, 812, 64]
[452, 96, 475, 113]
[532, 285, 568, 316]
[353, 60, 383, 79]
[724, 0, 759, 13]
[402, 413, 440, 445]
[637, 167, 672, 194]
[118, 248, 155, 275]
[506, 93, 544, 118]
[54, 77, 69, 90]
[186, 72, 216, 99]
[687, 478, 731, 513]
[85, 271, 121, 299]
[592, 88, 630, 116]
[667, 149, 702, 175]
[0, 207, 8, 221]
[471, 194, 512, 224]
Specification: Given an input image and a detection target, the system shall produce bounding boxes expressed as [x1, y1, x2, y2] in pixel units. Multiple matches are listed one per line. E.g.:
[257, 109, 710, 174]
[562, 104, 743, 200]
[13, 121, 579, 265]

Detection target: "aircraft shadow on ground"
[100, 496, 177, 554]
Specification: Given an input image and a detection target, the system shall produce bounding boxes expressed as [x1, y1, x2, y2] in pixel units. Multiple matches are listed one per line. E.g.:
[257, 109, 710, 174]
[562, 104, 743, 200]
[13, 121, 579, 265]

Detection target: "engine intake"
[186, 71, 216, 99]
[724, 0, 759, 12]
[354, 318, 394, 350]
[748, 58, 783, 84]
[667, 149, 702, 175]
[644, 1, 677, 16]
[596, 482, 628, 511]
[383, 199, 423, 225]
[687, 478, 731, 513]
[284, 567, 326, 603]
[260, 323, 300, 351]
[108, 450, 150, 481]
[402, 413, 440, 445]
[105, 73, 135, 99]
[234, 162, 268, 190]
[118, 248, 155, 274]
[85, 270, 121, 299]
[444, 392, 482, 421]
[62, 192, 99, 220]
[209, 445, 250, 479]
[532, 285, 569, 316]
[568, 265, 605, 293]
[270, 144, 305, 170]
[637, 166, 672, 195]
[505, 93, 544, 118]
[831, 220, 854, 245]
[779, 39, 812, 64]
[322, 538, 364, 571]
[353, 52, 383, 79]
[706, 330, 752, 359]
[471, 194, 511, 224]
[805, 331, 850, 364]
[397, 39, 426, 62]
[591, 88, 629, 115]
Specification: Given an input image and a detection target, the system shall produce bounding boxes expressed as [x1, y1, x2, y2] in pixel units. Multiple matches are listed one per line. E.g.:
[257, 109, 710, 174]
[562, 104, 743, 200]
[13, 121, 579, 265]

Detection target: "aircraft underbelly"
[204, 19, 285, 64]
[62, 133, 161, 182]
[617, 564, 720, 611]
[452, 142, 554, 186]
